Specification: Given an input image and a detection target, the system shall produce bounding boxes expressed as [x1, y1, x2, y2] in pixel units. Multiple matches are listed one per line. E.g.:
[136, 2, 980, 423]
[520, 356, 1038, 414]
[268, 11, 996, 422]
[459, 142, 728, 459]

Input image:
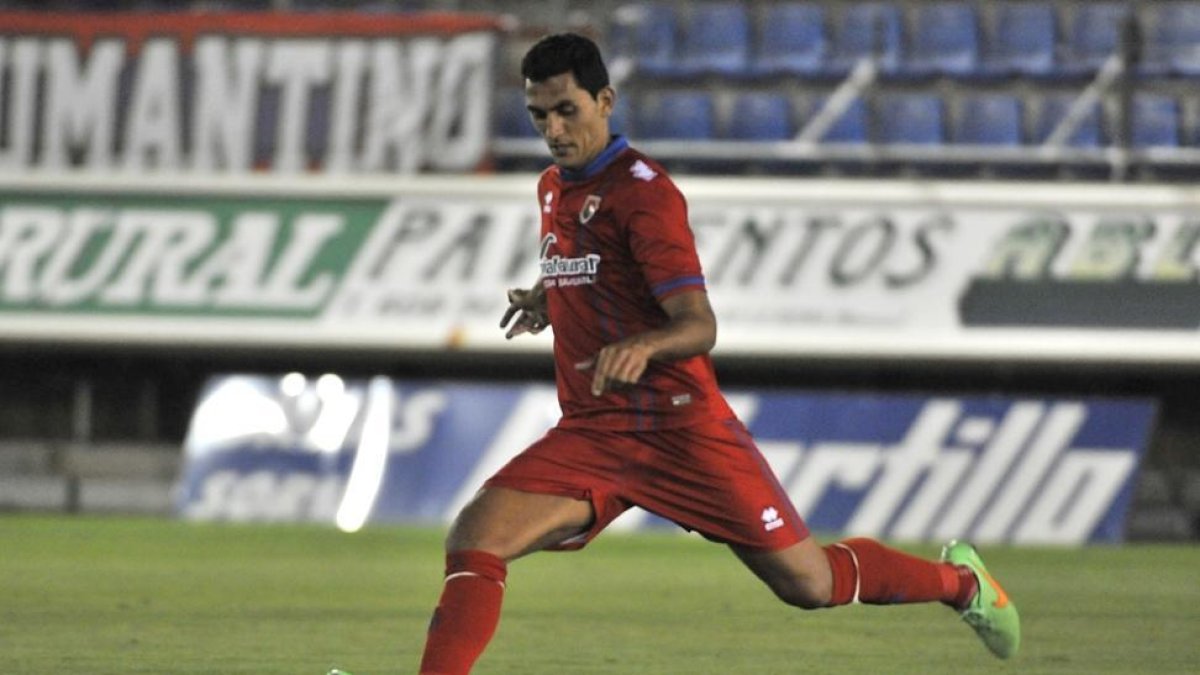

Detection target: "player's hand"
[500, 287, 549, 339]
[577, 339, 654, 396]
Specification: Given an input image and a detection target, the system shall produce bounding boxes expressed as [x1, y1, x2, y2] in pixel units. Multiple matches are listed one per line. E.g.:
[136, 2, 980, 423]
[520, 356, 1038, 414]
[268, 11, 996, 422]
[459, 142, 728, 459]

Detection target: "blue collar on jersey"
[560, 135, 628, 183]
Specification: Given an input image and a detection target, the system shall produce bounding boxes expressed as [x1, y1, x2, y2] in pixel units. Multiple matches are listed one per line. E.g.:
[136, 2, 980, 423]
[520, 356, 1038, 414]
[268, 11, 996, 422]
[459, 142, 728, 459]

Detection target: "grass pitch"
[1, 515, 1197, 674]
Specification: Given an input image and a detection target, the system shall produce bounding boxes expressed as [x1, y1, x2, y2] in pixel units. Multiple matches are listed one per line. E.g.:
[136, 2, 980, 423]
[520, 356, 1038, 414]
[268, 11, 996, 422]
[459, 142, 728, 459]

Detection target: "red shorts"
[484, 417, 809, 551]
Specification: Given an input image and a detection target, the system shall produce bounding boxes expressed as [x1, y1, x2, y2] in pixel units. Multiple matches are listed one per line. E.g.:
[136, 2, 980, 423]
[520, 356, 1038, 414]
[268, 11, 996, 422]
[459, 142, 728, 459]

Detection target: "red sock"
[822, 537, 975, 608]
[419, 550, 507, 675]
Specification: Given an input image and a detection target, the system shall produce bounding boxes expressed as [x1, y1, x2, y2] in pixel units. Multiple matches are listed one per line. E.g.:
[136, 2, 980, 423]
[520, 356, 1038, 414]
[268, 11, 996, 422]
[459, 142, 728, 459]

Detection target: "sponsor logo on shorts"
[761, 506, 784, 532]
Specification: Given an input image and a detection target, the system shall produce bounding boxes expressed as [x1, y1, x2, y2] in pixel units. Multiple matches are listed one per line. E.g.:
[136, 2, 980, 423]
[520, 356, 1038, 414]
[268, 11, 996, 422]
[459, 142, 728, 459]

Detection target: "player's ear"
[597, 86, 615, 118]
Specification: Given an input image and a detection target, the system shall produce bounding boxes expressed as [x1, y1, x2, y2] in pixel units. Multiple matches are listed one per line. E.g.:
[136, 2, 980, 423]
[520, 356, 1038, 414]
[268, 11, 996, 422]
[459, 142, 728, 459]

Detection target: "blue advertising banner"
[177, 375, 1156, 544]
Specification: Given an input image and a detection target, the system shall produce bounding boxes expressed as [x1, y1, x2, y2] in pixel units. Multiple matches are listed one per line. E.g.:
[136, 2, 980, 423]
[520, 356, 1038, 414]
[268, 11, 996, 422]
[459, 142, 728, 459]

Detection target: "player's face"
[525, 72, 613, 170]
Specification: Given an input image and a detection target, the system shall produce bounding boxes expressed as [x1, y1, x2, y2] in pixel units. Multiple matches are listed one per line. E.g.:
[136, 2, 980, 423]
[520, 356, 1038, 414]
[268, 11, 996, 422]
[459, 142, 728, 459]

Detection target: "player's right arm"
[582, 289, 716, 396]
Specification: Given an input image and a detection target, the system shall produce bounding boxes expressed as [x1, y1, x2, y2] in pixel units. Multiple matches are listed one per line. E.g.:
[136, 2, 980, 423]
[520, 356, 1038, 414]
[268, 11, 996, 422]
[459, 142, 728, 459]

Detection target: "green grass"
[1, 515, 1197, 674]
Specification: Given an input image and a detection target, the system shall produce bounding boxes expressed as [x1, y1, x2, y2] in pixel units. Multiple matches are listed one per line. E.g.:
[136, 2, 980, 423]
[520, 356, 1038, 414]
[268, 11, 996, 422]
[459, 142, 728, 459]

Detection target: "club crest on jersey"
[579, 195, 602, 224]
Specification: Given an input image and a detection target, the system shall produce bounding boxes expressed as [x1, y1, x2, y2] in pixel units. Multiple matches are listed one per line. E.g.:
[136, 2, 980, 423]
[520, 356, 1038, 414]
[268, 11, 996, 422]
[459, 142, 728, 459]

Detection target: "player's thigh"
[730, 536, 833, 609]
[635, 420, 809, 550]
[447, 486, 595, 561]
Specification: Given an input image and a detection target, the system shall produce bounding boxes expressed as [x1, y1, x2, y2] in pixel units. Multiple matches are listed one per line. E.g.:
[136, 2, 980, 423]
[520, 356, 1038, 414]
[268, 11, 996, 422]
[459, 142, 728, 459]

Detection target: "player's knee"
[767, 574, 832, 610]
[444, 508, 491, 553]
[442, 503, 568, 561]
[444, 515, 502, 557]
[444, 533, 518, 563]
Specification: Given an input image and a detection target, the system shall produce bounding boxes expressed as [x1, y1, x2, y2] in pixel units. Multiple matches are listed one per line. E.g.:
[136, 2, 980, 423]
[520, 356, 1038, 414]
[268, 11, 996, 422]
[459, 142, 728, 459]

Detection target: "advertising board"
[0, 12, 499, 174]
[177, 375, 1156, 544]
[2, 178, 1199, 363]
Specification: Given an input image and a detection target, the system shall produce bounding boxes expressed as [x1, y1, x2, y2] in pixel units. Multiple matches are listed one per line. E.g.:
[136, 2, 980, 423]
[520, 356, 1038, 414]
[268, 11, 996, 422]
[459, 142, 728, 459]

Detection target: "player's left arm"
[585, 289, 716, 396]
[500, 279, 549, 339]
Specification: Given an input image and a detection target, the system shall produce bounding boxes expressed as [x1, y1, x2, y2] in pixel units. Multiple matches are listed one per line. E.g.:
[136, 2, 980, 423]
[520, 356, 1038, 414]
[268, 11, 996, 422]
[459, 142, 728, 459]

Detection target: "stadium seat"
[827, 2, 903, 77]
[1059, 3, 1132, 78]
[876, 94, 945, 144]
[610, 94, 634, 138]
[904, 2, 981, 78]
[677, 2, 752, 77]
[608, 4, 682, 78]
[981, 2, 1058, 78]
[801, 95, 868, 142]
[803, 96, 869, 143]
[495, 87, 536, 138]
[1034, 95, 1103, 147]
[1139, 3, 1200, 77]
[725, 92, 795, 140]
[954, 94, 1023, 146]
[750, 2, 829, 77]
[634, 91, 716, 140]
[1131, 94, 1181, 148]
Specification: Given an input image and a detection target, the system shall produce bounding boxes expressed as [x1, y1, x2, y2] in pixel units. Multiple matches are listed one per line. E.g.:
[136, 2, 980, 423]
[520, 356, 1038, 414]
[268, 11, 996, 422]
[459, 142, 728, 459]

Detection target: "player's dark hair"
[521, 33, 610, 99]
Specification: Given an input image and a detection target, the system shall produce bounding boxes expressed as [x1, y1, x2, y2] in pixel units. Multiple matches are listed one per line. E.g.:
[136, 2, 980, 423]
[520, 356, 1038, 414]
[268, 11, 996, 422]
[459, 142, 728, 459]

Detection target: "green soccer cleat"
[326, 670, 354, 675]
[941, 539, 1020, 659]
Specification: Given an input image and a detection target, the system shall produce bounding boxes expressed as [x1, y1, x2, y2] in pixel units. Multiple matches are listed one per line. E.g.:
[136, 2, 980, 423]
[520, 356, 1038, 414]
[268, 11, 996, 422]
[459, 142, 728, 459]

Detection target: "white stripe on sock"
[833, 543, 862, 605]
[444, 571, 506, 589]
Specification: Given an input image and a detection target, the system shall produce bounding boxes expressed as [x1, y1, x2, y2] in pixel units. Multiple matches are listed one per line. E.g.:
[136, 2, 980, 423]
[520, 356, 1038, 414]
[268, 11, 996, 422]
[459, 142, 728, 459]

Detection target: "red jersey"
[536, 136, 734, 431]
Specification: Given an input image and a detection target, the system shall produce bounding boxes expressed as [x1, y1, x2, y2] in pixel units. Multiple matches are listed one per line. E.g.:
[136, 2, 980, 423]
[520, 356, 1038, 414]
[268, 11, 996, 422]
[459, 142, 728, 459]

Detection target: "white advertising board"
[1, 174, 1199, 363]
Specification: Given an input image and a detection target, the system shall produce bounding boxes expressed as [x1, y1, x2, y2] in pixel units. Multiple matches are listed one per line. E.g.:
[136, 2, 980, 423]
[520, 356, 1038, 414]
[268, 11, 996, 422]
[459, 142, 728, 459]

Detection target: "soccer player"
[416, 33, 1020, 674]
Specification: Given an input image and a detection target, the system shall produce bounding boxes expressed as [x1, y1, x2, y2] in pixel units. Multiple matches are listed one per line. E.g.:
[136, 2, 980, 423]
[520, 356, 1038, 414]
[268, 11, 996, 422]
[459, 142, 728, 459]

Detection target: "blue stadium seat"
[904, 2, 981, 77]
[1131, 94, 1181, 148]
[1140, 3, 1200, 77]
[876, 94, 945, 144]
[827, 2, 903, 77]
[751, 2, 829, 77]
[495, 87, 536, 138]
[954, 94, 1023, 145]
[1060, 3, 1132, 78]
[1034, 95, 1103, 147]
[608, 4, 681, 78]
[678, 2, 752, 77]
[725, 93, 795, 140]
[981, 2, 1058, 78]
[803, 96, 869, 143]
[610, 94, 634, 138]
[634, 91, 716, 140]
